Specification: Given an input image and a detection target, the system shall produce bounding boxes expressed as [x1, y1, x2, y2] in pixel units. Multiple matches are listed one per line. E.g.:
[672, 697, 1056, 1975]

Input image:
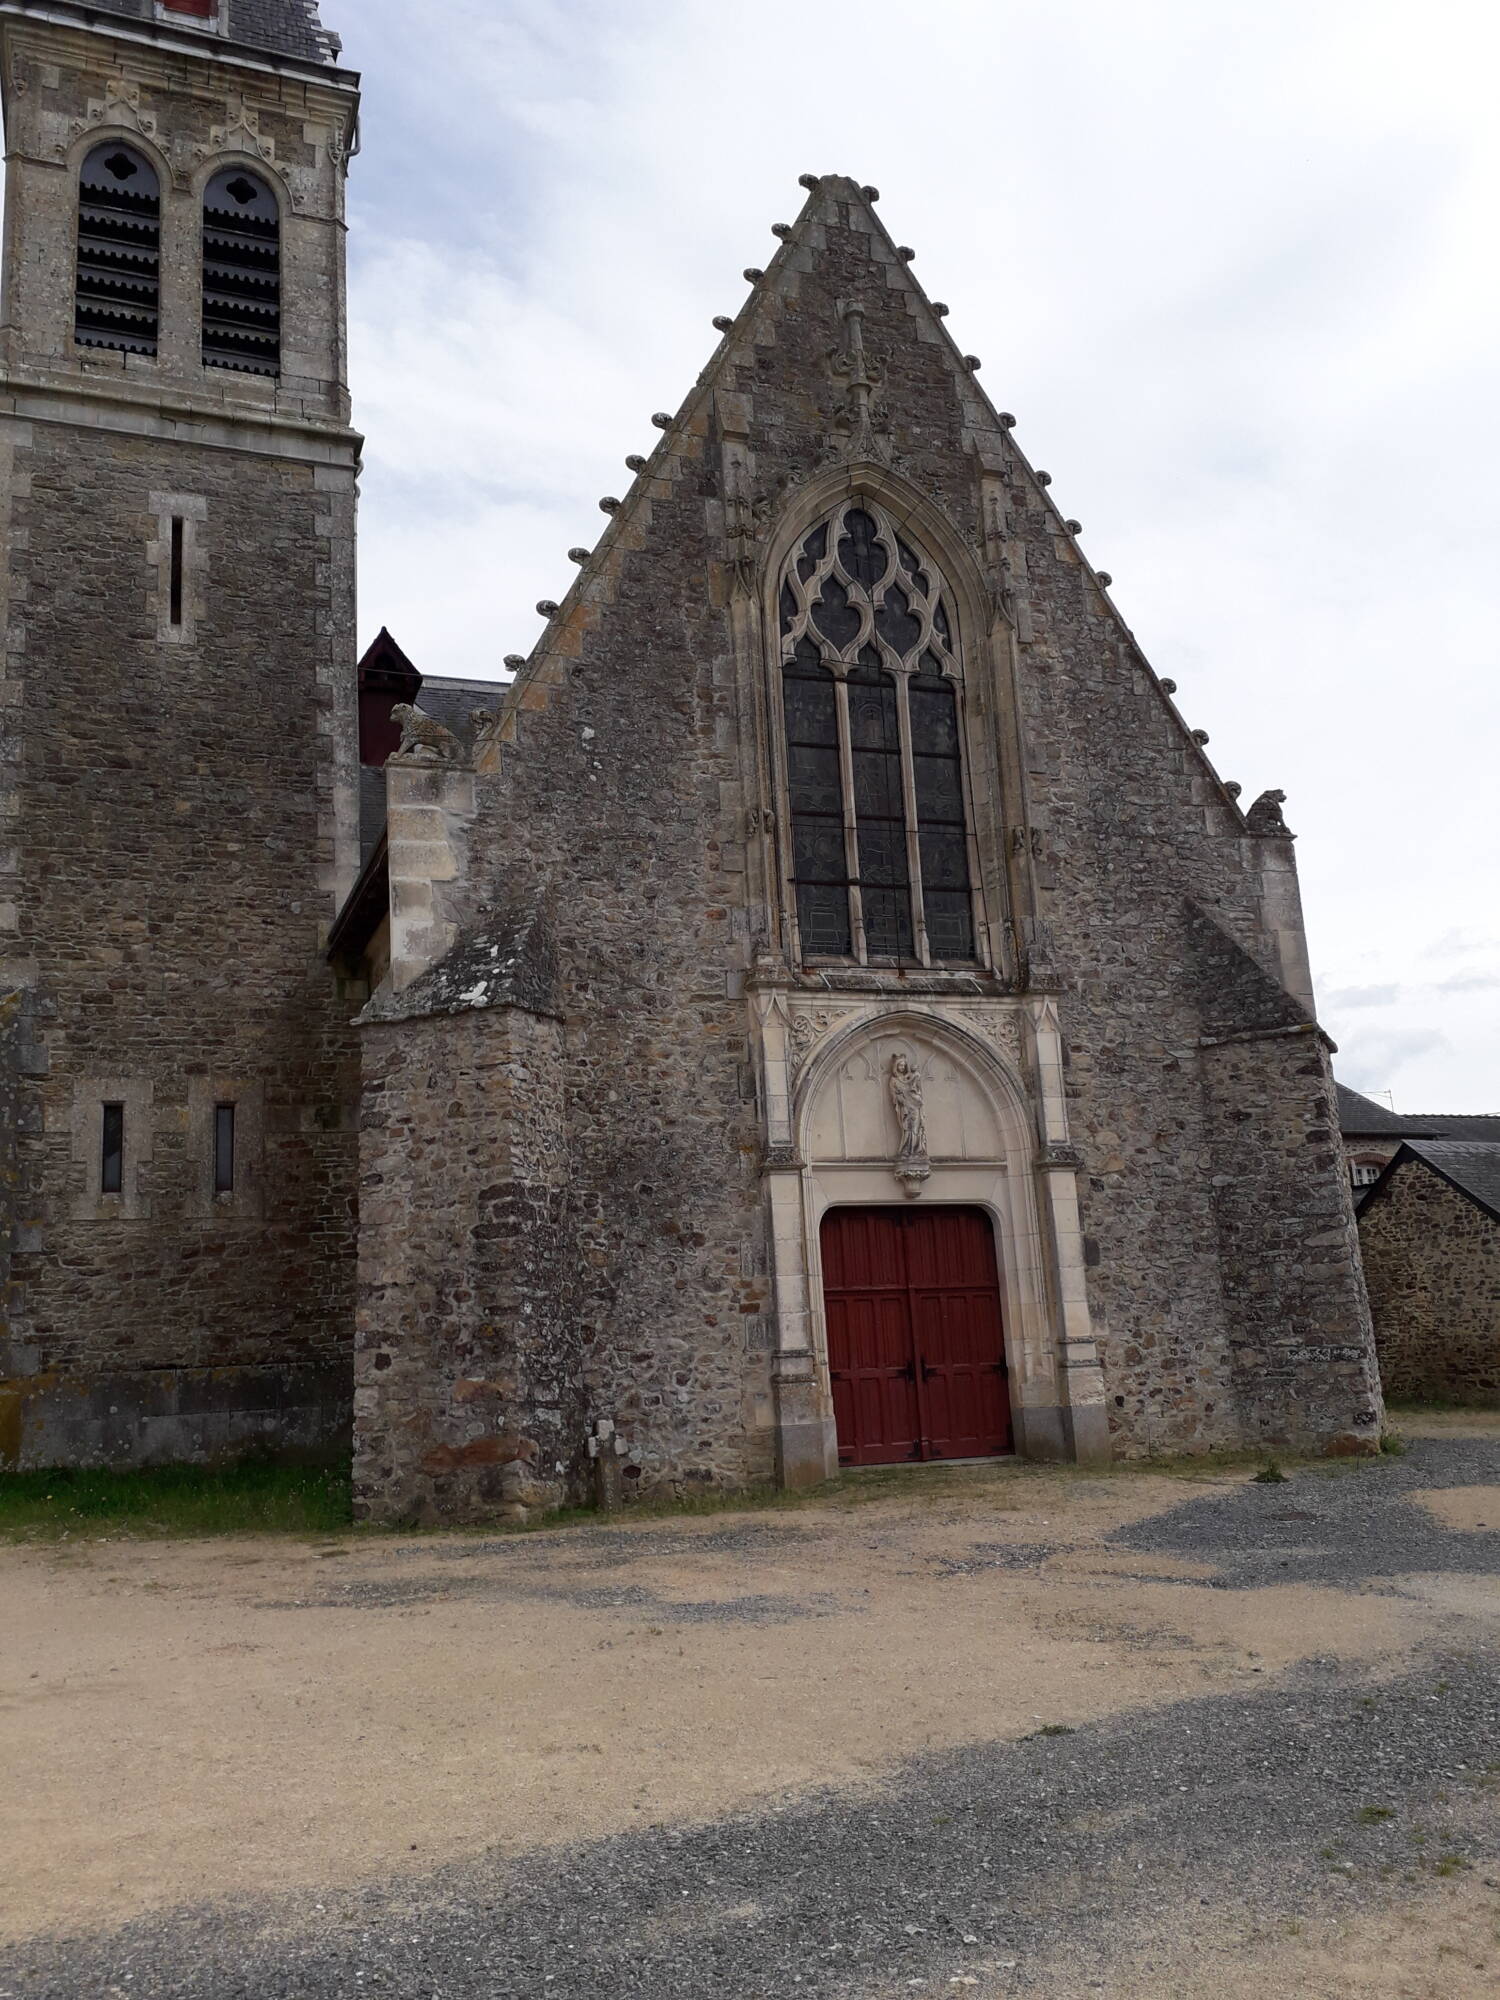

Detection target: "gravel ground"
[3, 1649, 1496, 1998]
[3, 1430, 1497, 2000]
[1108, 1436, 1500, 1590]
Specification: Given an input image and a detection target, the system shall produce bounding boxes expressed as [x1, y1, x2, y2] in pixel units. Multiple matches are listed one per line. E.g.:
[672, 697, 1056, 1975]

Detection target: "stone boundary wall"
[1361, 1161, 1500, 1405]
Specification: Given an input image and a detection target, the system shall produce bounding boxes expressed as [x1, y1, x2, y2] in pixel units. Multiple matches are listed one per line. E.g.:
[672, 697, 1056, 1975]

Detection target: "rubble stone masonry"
[0, 3, 362, 1466]
[1361, 1163, 1500, 1405]
[352, 178, 1383, 1519]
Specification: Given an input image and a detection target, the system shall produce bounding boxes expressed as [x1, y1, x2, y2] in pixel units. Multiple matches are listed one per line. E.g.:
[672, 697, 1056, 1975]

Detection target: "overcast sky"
[342, 0, 1499, 1112]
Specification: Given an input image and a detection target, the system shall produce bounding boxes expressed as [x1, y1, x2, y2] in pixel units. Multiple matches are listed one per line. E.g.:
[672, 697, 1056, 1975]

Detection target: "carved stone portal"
[888, 1049, 930, 1197]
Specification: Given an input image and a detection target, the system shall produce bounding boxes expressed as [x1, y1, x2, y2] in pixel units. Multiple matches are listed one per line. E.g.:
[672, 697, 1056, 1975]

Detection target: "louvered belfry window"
[202, 168, 281, 376]
[779, 502, 976, 964]
[75, 143, 161, 357]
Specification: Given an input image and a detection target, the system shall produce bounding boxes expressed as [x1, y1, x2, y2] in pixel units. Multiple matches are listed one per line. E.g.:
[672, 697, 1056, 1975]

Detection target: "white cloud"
[1322, 986, 1402, 1012]
[344, 0, 1499, 1106]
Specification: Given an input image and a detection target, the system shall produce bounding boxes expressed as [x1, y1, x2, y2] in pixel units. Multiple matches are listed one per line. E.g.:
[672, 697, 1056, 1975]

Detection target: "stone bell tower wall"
[0, 3, 363, 1467]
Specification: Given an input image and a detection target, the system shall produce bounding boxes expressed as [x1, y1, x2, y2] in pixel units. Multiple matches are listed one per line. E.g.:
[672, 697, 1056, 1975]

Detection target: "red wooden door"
[822, 1207, 1012, 1467]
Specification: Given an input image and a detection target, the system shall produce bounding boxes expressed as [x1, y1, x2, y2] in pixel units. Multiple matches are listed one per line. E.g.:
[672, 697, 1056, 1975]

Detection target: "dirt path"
[2, 1414, 1498, 1998]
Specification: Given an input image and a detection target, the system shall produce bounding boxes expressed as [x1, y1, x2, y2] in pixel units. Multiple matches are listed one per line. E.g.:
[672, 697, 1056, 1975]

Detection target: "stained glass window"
[782, 640, 851, 956]
[910, 664, 974, 960]
[778, 501, 976, 964]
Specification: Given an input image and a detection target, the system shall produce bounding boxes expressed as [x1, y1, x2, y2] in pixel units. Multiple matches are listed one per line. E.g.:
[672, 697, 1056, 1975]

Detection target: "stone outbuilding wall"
[1360, 1152, 1500, 1405]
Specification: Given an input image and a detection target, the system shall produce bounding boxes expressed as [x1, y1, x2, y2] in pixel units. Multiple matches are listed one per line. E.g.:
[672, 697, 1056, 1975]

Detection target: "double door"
[821, 1206, 1013, 1466]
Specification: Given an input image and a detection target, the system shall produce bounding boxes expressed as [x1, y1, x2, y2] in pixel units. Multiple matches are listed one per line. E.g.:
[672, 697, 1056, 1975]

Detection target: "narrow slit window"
[75, 143, 161, 358]
[101, 1103, 125, 1196]
[213, 1103, 236, 1195]
[202, 168, 281, 377]
[169, 516, 185, 628]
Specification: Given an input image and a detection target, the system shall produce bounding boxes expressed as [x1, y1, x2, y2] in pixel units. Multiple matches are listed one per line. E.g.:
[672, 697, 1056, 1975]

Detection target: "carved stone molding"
[968, 1009, 1024, 1070]
[194, 100, 275, 171]
[1038, 1142, 1085, 1171]
[73, 83, 167, 172]
[824, 298, 895, 466]
[786, 1007, 858, 1069]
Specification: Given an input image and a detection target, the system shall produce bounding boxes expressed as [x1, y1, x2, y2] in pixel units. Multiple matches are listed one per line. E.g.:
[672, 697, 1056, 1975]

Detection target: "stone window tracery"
[778, 501, 975, 964]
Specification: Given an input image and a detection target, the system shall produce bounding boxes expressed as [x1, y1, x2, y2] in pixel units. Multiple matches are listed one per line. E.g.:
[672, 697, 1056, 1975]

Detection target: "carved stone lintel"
[1038, 1142, 1085, 1171]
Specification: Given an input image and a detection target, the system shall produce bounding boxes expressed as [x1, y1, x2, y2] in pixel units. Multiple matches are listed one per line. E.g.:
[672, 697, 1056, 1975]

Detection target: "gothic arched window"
[778, 501, 976, 963]
[202, 167, 281, 376]
[75, 143, 161, 358]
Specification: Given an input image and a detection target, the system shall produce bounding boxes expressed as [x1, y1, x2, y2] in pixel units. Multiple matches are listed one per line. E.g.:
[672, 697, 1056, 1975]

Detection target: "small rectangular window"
[101, 1103, 125, 1195]
[213, 1102, 236, 1195]
[169, 517, 185, 628]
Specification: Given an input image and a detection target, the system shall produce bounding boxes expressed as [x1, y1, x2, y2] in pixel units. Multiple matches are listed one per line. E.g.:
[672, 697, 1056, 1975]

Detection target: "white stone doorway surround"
[751, 997, 1110, 1483]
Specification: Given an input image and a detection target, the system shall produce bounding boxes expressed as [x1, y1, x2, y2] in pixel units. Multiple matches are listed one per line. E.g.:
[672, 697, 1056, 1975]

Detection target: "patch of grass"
[1433, 1853, 1471, 1878]
[1024, 1724, 1078, 1740]
[1253, 1459, 1289, 1484]
[0, 1459, 353, 1543]
[1356, 1805, 1396, 1825]
[1379, 1430, 1409, 1456]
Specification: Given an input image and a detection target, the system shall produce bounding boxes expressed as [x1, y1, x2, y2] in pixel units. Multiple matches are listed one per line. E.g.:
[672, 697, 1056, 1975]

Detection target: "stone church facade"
[0, 0, 1385, 1515]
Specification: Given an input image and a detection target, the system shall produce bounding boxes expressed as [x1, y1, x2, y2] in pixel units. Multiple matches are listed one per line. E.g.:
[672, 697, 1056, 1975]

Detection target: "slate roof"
[358, 764, 386, 867]
[82, 0, 338, 65]
[1402, 1113, 1500, 1142]
[1397, 1141, 1500, 1222]
[416, 675, 507, 744]
[1336, 1084, 1414, 1136]
[1337, 1084, 1500, 1143]
[359, 902, 559, 1026]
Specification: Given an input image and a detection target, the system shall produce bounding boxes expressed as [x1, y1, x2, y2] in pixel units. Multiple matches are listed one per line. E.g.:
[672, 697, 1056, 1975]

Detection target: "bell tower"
[0, 1, 364, 1468]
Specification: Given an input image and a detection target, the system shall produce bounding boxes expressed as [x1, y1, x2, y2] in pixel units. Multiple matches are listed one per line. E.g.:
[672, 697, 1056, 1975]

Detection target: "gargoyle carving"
[1246, 788, 1291, 836]
[390, 703, 463, 763]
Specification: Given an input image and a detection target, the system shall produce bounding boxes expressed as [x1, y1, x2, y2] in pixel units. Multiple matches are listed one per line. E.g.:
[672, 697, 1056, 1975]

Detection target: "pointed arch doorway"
[821, 1205, 1013, 1466]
